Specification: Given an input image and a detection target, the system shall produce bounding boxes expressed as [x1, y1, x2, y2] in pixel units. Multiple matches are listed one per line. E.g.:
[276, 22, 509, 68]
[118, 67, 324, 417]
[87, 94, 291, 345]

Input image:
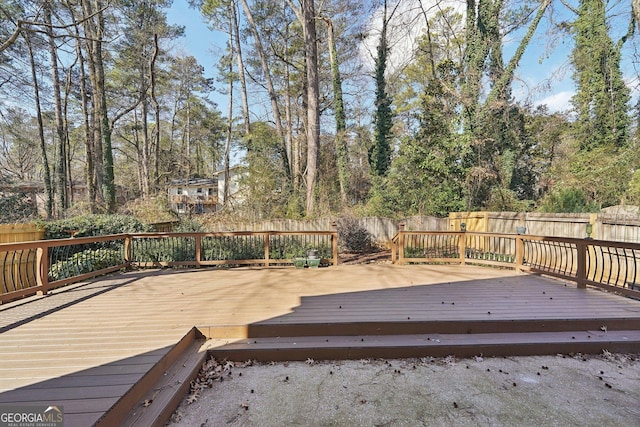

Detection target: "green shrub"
[538, 187, 598, 213]
[40, 214, 150, 239]
[132, 237, 196, 263]
[175, 219, 205, 233]
[202, 236, 264, 261]
[49, 248, 123, 281]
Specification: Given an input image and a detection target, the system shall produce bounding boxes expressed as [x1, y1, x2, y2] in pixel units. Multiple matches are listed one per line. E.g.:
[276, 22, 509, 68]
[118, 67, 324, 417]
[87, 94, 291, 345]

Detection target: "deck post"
[398, 231, 405, 266]
[576, 240, 587, 289]
[332, 231, 339, 266]
[124, 235, 132, 267]
[391, 238, 396, 264]
[36, 246, 49, 295]
[264, 232, 270, 267]
[195, 235, 202, 268]
[458, 232, 466, 265]
[515, 236, 524, 272]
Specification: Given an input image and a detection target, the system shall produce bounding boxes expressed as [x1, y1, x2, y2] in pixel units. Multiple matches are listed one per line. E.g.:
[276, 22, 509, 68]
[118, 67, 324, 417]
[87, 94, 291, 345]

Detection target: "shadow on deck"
[2, 265, 640, 426]
[209, 275, 640, 361]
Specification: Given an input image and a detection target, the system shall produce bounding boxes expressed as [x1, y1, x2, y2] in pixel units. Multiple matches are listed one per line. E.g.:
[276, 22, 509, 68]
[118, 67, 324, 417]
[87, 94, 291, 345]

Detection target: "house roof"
[168, 178, 217, 187]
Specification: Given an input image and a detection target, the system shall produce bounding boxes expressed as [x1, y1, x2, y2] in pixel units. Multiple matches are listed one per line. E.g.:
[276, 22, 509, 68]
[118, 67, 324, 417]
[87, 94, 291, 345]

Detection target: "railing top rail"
[130, 230, 337, 238]
[518, 234, 640, 249]
[0, 233, 129, 251]
[0, 230, 340, 252]
[396, 230, 464, 235]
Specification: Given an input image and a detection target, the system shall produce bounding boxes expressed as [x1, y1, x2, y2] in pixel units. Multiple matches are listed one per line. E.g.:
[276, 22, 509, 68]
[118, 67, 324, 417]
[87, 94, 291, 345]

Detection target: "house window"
[208, 188, 214, 196]
[177, 188, 183, 195]
[197, 188, 203, 193]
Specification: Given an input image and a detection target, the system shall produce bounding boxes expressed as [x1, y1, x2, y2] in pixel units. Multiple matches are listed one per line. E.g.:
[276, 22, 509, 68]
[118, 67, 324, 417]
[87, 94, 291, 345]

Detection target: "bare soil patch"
[338, 249, 391, 265]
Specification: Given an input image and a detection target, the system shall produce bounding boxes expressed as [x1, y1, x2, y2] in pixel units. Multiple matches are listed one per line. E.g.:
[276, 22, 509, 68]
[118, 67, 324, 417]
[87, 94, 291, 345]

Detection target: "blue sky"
[166, 0, 637, 116]
[166, 1, 228, 107]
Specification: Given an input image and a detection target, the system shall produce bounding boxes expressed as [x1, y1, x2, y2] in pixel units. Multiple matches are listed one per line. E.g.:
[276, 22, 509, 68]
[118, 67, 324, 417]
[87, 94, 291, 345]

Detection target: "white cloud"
[533, 91, 574, 113]
[359, 0, 465, 75]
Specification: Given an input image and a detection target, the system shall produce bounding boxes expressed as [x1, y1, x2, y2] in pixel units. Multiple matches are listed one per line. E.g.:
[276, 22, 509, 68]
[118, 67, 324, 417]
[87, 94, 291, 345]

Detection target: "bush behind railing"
[132, 237, 196, 263]
[49, 247, 124, 281]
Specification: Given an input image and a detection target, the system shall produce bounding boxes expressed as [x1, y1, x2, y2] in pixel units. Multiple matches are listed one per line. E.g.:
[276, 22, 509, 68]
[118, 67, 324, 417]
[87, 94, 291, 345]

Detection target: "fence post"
[458, 232, 466, 265]
[264, 232, 270, 266]
[576, 240, 587, 289]
[36, 246, 49, 295]
[515, 236, 524, 272]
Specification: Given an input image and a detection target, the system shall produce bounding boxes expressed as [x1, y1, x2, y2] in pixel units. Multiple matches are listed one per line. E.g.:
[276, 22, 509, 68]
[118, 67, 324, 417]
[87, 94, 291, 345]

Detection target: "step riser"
[247, 319, 639, 338]
[210, 341, 640, 362]
[95, 327, 204, 427]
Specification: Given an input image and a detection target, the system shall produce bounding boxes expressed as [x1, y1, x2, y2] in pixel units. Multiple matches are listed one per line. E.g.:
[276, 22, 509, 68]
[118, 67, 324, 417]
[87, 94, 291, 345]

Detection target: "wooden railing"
[0, 230, 338, 304]
[391, 230, 640, 299]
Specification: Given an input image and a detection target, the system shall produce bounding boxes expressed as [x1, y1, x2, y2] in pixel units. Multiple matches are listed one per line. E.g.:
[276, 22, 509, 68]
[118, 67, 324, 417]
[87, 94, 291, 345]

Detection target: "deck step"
[209, 330, 640, 361]
[244, 317, 640, 338]
[95, 327, 205, 427]
[119, 339, 207, 427]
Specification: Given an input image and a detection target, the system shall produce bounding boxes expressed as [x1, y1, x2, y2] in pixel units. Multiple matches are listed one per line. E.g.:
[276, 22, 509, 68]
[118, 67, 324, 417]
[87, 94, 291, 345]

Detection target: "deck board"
[1, 264, 640, 426]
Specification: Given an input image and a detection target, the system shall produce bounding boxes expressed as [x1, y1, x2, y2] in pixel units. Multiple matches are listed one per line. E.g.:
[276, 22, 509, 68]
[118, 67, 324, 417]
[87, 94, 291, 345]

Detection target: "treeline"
[0, 0, 639, 221]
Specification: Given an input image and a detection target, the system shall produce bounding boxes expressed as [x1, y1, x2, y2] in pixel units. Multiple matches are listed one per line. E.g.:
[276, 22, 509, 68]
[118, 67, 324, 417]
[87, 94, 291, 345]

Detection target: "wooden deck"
[1, 264, 640, 426]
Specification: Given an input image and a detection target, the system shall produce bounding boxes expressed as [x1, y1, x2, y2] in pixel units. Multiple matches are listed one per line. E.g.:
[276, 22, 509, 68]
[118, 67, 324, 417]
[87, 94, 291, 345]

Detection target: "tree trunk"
[81, 0, 104, 205]
[64, 64, 74, 204]
[92, 0, 116, 211]
[325, 17, 348, 205]
[224, 9, 234, 207]
[24, 34, 53, 219]
[151, 33, 161, 191]
[45, 5, 68, 216]
[303, 0, 320, 215]
[283, 18, 296, 189]
[141, 97, 151, 198]
[71, 5, 97, 212]
[231, 0, 250, 136]
[239, 0, 291, 182]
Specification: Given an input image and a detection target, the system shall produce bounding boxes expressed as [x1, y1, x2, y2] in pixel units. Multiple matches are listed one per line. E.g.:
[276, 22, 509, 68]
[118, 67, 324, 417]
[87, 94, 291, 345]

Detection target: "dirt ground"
[338, 250, 391, 265]
[168, 352, 640, 427]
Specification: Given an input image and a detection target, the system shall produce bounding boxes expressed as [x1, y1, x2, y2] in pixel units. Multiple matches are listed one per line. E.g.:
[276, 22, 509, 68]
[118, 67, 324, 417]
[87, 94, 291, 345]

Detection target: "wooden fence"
[448, 211, 640, 243]
[0, 223, 44, 243]
[205, 216, 449, 248]
[202, 212, 640, 246]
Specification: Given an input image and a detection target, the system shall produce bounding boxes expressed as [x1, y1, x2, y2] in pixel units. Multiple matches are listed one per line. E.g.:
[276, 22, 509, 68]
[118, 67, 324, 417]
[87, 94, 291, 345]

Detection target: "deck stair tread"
[120, 340, 207, 427]
[210, 330, 640, 361]
[243, 317, 640, 338]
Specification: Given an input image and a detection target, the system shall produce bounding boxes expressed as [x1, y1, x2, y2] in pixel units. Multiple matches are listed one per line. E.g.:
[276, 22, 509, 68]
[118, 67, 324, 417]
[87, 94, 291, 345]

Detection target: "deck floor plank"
[1, 264, 640, 426]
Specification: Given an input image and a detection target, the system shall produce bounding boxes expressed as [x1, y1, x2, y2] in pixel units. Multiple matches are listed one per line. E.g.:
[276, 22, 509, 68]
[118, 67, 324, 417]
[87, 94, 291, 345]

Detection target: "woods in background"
[0, 0, 639, 221]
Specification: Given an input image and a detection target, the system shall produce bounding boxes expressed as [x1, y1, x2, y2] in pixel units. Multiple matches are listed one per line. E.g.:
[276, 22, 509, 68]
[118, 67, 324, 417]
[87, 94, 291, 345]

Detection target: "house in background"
[167, 178, 218, 214]
[167, 167, 246, 215]
[214, 166, 245, 210]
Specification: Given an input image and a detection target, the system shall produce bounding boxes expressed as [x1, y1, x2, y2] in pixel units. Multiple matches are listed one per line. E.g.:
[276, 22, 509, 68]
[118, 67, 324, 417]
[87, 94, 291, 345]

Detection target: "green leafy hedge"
[132, 237, 196, 263]
[40, 214, 150, 239]
[49, 248, 123, 281]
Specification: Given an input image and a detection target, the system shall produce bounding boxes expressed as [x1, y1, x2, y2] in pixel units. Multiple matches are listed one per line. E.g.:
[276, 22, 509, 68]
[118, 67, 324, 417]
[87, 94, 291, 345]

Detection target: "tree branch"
[0, 1, 111, 54]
